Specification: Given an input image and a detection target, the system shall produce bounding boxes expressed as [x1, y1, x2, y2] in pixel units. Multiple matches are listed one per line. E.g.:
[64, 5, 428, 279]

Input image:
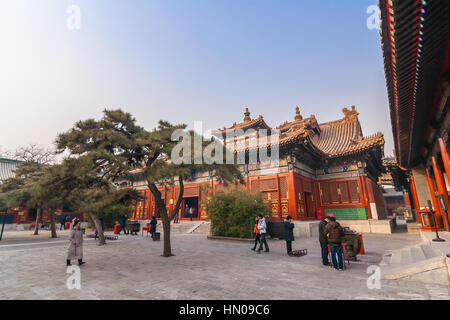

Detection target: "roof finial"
[342, 105, 359, 119]
[295, 106, 303, 121]
[243, 107, 251, 123]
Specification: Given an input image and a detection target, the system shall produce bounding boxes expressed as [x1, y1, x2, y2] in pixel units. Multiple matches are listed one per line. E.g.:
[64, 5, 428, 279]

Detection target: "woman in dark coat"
[284, 216, 295, 255]
[150, 216, 157, 238]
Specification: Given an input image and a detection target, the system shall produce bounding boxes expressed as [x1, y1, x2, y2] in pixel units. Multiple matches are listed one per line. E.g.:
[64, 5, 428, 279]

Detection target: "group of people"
[252, 214, 346, 271]
[319, 216, 345, 270]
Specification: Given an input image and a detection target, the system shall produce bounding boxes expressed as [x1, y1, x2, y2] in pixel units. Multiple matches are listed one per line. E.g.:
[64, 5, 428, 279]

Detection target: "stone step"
[379, 253, 392, 266]
[380, 242, 447, 284]
[410, 246, 426, 262]
[400, 248, 413, 266]
[420, 244, 442, 259]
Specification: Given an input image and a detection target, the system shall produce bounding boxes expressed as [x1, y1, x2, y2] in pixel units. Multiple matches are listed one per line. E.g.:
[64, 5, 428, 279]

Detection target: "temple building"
[379, 0, 450, 232]
[126, 106, 391, 232]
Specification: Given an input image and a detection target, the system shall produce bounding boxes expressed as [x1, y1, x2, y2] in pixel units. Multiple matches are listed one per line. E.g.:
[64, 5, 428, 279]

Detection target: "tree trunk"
[162, 217, 172, 257]
[89, 212, 106, 245]
[148, 182, 177, 257]
[49, 209, 57, 238]
[33, 207, 41, 235]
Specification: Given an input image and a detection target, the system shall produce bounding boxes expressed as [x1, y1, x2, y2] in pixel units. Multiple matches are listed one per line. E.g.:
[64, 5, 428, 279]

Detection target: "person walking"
[256, 214, 269, 253]
[189, 207, 194, 221]
[319, 216, 331, 266]
[67, 218, 85, 266]
[59, 215, 65, 231]
[118, 215, 128, 235]
[324, 217, 345, 270]
[284, 216, 295, 255]
[251, 216, 261, 251]
[174, 210, 179, 223]
[150, 216, 157, 238]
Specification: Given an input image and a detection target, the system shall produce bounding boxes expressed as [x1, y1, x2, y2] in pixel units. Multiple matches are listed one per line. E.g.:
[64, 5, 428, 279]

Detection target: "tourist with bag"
[251, 216, 261, 251]
[324, 217, 344, 270]
[256, 214, 269, 253]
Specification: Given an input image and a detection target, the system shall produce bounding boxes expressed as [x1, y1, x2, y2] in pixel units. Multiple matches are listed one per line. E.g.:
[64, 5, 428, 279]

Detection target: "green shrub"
[206, 187, 270, 238]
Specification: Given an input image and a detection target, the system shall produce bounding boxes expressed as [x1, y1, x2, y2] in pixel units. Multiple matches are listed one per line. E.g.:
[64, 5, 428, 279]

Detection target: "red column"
[287, 172, 298, 220]
[276, 174, 281, 220]
[361, 176, 373, 219]
[431, 156, 450, 231]
[438, 138, 450, 181]
[425, 167, 444, 230]
[408, 175, 422, 225]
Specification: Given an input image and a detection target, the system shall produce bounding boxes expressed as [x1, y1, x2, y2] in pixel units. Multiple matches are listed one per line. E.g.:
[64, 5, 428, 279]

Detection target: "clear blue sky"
[0, 0, 393, 155]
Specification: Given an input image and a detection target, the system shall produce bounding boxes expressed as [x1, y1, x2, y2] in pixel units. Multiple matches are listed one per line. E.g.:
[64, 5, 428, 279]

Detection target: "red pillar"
[361, 176, 373, 219]
[425, 167, 445, 230]
[287, 172, 298, 220]
[438, 138, 450, 182]
[431, 156, 450, 231]
[408, 175, 423, 225]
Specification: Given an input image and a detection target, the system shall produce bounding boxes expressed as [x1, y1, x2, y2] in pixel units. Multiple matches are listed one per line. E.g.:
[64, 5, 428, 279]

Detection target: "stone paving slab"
[0, 232, 449, 300]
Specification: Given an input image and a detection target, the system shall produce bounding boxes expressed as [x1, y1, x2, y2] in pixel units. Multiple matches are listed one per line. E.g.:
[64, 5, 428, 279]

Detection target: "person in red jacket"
[251, 216, 261, 251]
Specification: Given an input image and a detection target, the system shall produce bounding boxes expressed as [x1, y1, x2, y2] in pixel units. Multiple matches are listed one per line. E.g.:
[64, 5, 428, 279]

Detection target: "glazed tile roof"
[0, 158, 21, 183]
[311, 106, 385, 158]
[220, 106, 385, 158]
[379, 0, 450, 167]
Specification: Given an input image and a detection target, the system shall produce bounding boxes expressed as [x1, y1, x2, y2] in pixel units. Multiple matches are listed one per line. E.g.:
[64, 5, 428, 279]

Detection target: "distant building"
[0, 158, 21, 186]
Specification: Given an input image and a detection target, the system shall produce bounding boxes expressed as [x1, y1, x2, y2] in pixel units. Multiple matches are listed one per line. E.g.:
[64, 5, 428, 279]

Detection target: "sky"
[0, 0, 394, 156]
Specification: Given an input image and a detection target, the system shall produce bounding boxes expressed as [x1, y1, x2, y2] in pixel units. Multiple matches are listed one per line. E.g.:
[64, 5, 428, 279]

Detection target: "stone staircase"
[380, 243, 449, 286]
[189, 221, 210, 235]
[137, 220, 210, 235]
[168, 221, 207, 234]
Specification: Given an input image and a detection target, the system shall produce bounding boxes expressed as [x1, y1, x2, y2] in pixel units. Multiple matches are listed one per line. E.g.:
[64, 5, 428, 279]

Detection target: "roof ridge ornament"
[243, 107, 251, 123]
[342, 105, 359, 120]
[295, 106, 303, 121]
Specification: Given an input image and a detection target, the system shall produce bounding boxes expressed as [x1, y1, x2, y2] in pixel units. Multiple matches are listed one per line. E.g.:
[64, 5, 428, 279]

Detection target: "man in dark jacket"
[119, 215, 128, 235]
[324, 217, 344, 270]
[284, 216, 295, 255]
[150, 216, 158, 238]
[319, 216, 331, 266]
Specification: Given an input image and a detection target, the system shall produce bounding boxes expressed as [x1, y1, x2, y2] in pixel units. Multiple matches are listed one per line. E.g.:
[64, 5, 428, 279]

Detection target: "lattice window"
[184, 187, 199, 198]
[320, 183, 330, 204]
[279, 177, 287, 199]
[259, 178, 277, 191]
[330, 183, 339, 203]
[251, 180, 259, 193]
[262, 191, 277, 202]
[349, 181, 360, 202]
[295, 178, 303, 202]
[303, 181, 312, 193]
[339, 182, 349, 203]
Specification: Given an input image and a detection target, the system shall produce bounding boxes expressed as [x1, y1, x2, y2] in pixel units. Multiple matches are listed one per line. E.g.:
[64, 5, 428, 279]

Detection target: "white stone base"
[338, 219, 394, 234]
[292, 221, 320, 239]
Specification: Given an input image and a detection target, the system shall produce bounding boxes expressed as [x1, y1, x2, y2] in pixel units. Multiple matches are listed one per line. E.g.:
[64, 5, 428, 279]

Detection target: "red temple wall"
[130, 171, 378, 221]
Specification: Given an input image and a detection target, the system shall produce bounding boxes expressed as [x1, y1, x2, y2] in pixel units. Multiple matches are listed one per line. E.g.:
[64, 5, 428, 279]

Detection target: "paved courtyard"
[1, 230, 449, 300]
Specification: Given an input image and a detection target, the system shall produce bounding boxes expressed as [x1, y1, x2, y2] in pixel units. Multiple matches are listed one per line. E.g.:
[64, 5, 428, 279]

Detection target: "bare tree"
[13, 143, 55, 165]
